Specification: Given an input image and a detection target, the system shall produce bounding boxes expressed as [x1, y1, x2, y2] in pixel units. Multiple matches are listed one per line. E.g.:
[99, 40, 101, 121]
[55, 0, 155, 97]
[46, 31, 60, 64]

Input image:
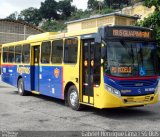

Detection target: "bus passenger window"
[64, 38, 78, 63]
[22, 44, 30, 63]
[15, 46, 22, 63]
[41, 41, 51, 64]
[52, 40, 63, 63]
[3, 47, 8, 63]
[8, 46, 15, 63]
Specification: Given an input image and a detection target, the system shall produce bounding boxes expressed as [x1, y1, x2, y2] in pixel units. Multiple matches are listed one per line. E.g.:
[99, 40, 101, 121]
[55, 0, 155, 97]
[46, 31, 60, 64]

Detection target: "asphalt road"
[0, 78, 160, 133]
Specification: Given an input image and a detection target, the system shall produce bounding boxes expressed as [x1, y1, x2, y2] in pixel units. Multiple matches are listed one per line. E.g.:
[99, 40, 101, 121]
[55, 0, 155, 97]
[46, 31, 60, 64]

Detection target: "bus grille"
[123, 94, 154, 103]
[117, 79, 157, 88]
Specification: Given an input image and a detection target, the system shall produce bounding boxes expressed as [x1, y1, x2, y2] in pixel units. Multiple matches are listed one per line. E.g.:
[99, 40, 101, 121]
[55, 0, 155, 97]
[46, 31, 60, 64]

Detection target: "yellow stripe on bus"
[32, 91, 40, 95]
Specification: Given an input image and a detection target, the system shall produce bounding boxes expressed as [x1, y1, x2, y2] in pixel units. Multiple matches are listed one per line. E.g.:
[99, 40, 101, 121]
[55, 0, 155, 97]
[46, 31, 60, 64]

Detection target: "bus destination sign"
[111, 66, 132, 74]
[112, 29, 150, 39]
[104, 26, 153, 40]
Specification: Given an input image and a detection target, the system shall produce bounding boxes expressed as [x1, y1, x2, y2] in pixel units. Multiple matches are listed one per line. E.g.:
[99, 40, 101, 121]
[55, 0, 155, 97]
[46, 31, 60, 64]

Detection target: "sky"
[0, 0, 88, 18]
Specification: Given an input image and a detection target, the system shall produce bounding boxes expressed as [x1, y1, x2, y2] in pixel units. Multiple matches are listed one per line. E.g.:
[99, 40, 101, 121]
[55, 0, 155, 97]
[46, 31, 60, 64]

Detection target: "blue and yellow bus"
[1, 25, 159, 110]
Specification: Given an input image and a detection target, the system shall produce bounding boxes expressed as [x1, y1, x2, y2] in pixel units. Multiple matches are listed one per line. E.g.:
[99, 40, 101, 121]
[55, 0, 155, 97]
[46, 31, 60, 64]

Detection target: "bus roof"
[2, 28, 98, 46]
[27, 32, 58, 40]
[2, 24, 155, 47]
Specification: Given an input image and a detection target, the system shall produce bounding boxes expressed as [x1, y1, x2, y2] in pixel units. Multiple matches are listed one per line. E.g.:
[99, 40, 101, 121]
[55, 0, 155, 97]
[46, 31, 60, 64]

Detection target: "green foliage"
[68, 9, 91, 21]
[104, 0, 130, 9]
[130, 0, 144, 5]
[39, 0, 76, 20]
[87, 0, 133, 11]
[41, 20, 66, 32]
[19, 7, 42, 26]
[39, 0, 58, 20]
[88, 0, 99, 10]
[138, 12, 160, 28]
[144, 0, 160, 11]
[58, 0, 76, 19]
[100, 8, 115, 14]
[6, 12, 19, 20]
[137, 0, 160, 45]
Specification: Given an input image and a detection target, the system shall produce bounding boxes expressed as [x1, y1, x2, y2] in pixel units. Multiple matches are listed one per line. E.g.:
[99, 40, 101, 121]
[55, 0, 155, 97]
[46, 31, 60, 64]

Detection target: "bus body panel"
[94, 86, 158, 109]
[2, 64, 31, 90]
[104, 75, 158, 96]
[31, 65, 39, 91]
[21, 65, 31, 91]
[39, 66, 63, 99]
[1, 64, 15, 86]
[1, 64, 65, 100]
[93, 67, 159, 108]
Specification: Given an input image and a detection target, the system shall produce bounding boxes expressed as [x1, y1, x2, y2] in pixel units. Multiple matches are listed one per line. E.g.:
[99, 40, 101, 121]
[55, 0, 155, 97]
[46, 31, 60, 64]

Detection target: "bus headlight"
[105, 84, 121, 97]
[155, 86, 159, 94]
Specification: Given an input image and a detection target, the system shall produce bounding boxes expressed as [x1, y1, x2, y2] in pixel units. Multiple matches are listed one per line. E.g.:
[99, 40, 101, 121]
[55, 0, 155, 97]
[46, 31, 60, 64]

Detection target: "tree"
[104, 0, 112, 8]
[6, 12, 19, 20]
[88, 0, 99, 10]
[144, 0, 160, 11]
[19, 7, 41, 26]
[39, 0, 58, 20]
[123, 0, 130, 5]
[68, 9, 91, 21]
[137, 0, 160, 44]
[58, 0, 76, 19]
[41, 19, 66, 32]
[108, 0, 131, 9]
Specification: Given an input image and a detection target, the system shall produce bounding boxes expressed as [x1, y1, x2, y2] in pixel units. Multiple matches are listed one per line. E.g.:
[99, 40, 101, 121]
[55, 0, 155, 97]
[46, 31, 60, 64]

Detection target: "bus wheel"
[67, 85, 82, 111]
[18, 78, 27, 96]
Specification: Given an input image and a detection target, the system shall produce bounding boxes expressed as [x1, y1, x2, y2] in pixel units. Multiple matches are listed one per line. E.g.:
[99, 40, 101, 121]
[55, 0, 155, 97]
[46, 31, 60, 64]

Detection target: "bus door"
[82, 39, 94, 104]
[82, 39, 101, 104]
[31, 45, 40, 92]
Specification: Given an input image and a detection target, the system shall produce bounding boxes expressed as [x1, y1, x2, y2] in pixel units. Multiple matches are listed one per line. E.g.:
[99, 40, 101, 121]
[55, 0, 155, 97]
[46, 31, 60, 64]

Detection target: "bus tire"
[67, 85, 82, 111]
[18, 78, 27, 96]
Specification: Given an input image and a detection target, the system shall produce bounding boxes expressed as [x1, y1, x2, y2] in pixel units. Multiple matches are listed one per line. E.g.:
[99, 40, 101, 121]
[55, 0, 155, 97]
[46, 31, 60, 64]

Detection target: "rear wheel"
[18, 78, 27, 96]
[67, 85, 82, 111]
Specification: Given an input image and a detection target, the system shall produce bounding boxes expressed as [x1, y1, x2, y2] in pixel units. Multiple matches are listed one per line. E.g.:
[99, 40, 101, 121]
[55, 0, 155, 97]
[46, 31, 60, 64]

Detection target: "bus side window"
[22, 44, 30, 63]
[3, 47, 8, 63]
[8, 46, 15, 63]
[52, 40, 63, 63]
[41, 41, 51, 64]
[64, 38, 78, 63]
[15, 45, 22, 63]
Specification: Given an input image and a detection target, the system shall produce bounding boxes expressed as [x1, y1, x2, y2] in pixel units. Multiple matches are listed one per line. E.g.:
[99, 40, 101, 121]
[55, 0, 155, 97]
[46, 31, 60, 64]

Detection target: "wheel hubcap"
[70, 90, 78, 107]
[18, 81, 23, 93]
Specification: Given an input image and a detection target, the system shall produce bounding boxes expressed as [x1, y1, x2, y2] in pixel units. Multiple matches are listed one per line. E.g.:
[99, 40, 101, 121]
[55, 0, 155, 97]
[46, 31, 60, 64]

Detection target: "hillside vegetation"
[6, 0, 144, 32]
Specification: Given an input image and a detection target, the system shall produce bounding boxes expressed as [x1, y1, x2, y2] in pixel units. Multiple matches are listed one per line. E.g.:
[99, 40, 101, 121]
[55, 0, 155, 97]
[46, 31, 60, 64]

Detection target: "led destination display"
[104, 26, 153, 40]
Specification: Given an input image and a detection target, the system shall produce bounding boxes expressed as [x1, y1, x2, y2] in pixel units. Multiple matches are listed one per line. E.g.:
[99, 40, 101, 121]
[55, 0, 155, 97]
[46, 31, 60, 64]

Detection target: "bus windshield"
[104, 41, 158, 77]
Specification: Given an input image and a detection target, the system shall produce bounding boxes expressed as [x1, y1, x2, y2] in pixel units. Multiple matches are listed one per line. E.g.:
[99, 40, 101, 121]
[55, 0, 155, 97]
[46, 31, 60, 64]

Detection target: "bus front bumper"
[94, 91, 158, 109]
